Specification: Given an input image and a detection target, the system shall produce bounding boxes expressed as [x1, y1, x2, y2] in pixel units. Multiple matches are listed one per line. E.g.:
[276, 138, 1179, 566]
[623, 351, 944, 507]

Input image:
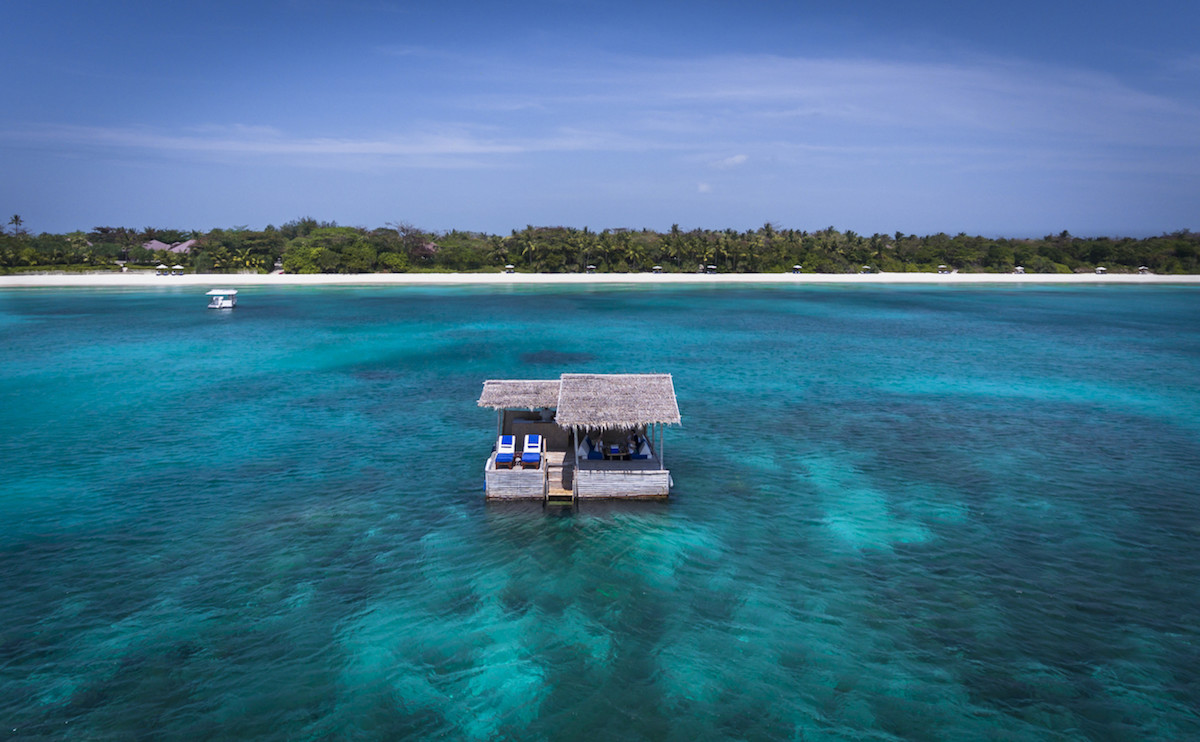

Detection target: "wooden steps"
[544, 458, 576, 506]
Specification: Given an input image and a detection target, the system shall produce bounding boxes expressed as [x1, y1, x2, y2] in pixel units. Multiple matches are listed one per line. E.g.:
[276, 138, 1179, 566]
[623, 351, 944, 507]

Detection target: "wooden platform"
[485, 449, 669, 501]
[479, 372, 680, 502]
[545, 452, 574, 504]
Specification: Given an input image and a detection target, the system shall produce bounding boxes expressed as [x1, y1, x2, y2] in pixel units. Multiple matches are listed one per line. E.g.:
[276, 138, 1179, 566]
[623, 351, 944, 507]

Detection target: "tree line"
[2, 216, 1197, 274]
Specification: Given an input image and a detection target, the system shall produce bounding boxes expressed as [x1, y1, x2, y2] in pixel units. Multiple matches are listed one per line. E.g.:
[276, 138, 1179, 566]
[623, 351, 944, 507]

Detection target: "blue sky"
[2, 0, 1197, 237]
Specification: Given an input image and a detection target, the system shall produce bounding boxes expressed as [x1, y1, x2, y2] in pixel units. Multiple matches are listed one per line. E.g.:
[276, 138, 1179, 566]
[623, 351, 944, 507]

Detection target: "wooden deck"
[485, 449, 670, 501]
[484, 450, 545, 500]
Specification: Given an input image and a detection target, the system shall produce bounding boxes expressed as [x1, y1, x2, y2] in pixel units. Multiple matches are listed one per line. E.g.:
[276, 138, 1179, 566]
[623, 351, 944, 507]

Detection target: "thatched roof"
[477, 380, 562, 410]
[479, 373, 681, 429]
[555, 373, 680, 430]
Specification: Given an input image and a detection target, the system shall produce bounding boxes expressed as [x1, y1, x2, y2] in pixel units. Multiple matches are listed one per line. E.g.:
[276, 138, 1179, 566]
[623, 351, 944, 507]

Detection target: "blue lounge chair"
[522, 434, 543, 469]
[495, 435, 516, 468]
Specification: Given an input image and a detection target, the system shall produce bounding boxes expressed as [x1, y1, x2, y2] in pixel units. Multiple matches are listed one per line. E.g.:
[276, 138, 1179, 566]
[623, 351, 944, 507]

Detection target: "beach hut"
[479, 379, 567, 501]
[478, 373, 681, 502]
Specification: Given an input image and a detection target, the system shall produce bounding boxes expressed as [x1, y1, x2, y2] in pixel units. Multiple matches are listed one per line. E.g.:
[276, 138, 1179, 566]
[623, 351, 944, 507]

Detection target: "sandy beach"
[2, 271, 1199, 288]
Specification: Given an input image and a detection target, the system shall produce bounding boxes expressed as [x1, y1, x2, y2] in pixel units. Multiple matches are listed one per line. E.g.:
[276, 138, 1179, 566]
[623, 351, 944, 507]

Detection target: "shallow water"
[2, 284, 1198, 740]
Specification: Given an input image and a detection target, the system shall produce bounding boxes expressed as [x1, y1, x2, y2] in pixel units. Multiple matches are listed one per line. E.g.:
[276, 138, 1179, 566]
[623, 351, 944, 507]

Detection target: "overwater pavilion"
[479, 373, 681, 502]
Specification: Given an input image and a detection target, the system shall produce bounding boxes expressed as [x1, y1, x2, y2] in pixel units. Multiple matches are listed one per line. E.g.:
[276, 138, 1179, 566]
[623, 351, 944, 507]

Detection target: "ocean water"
[1, 284, 1198, 740]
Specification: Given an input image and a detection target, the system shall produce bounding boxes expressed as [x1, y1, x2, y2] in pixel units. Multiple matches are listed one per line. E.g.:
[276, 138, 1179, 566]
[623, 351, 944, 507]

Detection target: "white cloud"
[4, 51, 1197, 180]
[0, 123, 651, 164]
[460, 51, 1200, 153]
[712, 154, 748, 169]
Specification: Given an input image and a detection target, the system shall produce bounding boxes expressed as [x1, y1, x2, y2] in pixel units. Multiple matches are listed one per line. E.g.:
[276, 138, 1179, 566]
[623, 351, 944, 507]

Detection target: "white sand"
[2, 271, 1198, 288]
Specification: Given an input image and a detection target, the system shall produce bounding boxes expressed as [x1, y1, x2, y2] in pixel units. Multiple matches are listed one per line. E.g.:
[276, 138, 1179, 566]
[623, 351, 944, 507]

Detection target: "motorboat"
[206, 289, 237, 309]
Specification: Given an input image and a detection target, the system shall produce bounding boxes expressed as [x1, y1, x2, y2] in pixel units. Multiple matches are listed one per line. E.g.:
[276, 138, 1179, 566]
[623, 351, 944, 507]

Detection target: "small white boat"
[206, 289, 238, 309]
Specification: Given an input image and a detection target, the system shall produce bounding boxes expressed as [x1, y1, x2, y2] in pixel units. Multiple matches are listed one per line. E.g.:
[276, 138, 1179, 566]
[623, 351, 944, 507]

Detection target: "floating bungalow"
[479, 373, 681, 503]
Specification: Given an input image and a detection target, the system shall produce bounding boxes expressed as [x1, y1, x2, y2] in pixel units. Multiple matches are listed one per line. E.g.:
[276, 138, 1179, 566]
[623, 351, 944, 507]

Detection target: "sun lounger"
[521, 434, 543, 469]
[495, 434, 516, 468]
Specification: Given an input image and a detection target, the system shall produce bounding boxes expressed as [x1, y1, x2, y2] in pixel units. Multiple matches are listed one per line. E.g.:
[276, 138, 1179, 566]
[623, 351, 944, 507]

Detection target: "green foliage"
[2, 220, 1197, 274]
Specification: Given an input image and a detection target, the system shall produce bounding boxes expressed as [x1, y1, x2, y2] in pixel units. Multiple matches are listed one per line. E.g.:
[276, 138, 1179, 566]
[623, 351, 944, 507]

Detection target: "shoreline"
[2, 271, 1199, 288]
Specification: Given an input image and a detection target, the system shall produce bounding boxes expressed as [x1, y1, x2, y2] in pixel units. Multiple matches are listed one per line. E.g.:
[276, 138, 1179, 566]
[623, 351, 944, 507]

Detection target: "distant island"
[2, 216, 1197, 275]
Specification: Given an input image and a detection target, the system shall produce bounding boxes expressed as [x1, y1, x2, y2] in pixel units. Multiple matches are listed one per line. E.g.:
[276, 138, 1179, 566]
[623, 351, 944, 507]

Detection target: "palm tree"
[208, 246, 231, 271]
[8, 214, 24, 236]
[486, 235, 509, 267]
[234, 248, 257, 271]
[520, 238, 537, 267]
[622, 239, 645, 271]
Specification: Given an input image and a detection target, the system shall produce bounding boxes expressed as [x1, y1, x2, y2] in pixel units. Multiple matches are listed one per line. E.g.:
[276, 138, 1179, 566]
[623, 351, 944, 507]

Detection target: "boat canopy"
[206, 289, 238, 296]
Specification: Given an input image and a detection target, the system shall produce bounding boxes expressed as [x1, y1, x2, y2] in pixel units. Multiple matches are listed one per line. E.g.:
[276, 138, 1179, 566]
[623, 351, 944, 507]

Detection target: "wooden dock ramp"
[544, 454, 576, 506]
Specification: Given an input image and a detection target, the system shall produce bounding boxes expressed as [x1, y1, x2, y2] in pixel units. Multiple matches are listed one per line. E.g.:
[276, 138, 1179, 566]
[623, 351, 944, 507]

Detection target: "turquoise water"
[2, 284, 1199, 740]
